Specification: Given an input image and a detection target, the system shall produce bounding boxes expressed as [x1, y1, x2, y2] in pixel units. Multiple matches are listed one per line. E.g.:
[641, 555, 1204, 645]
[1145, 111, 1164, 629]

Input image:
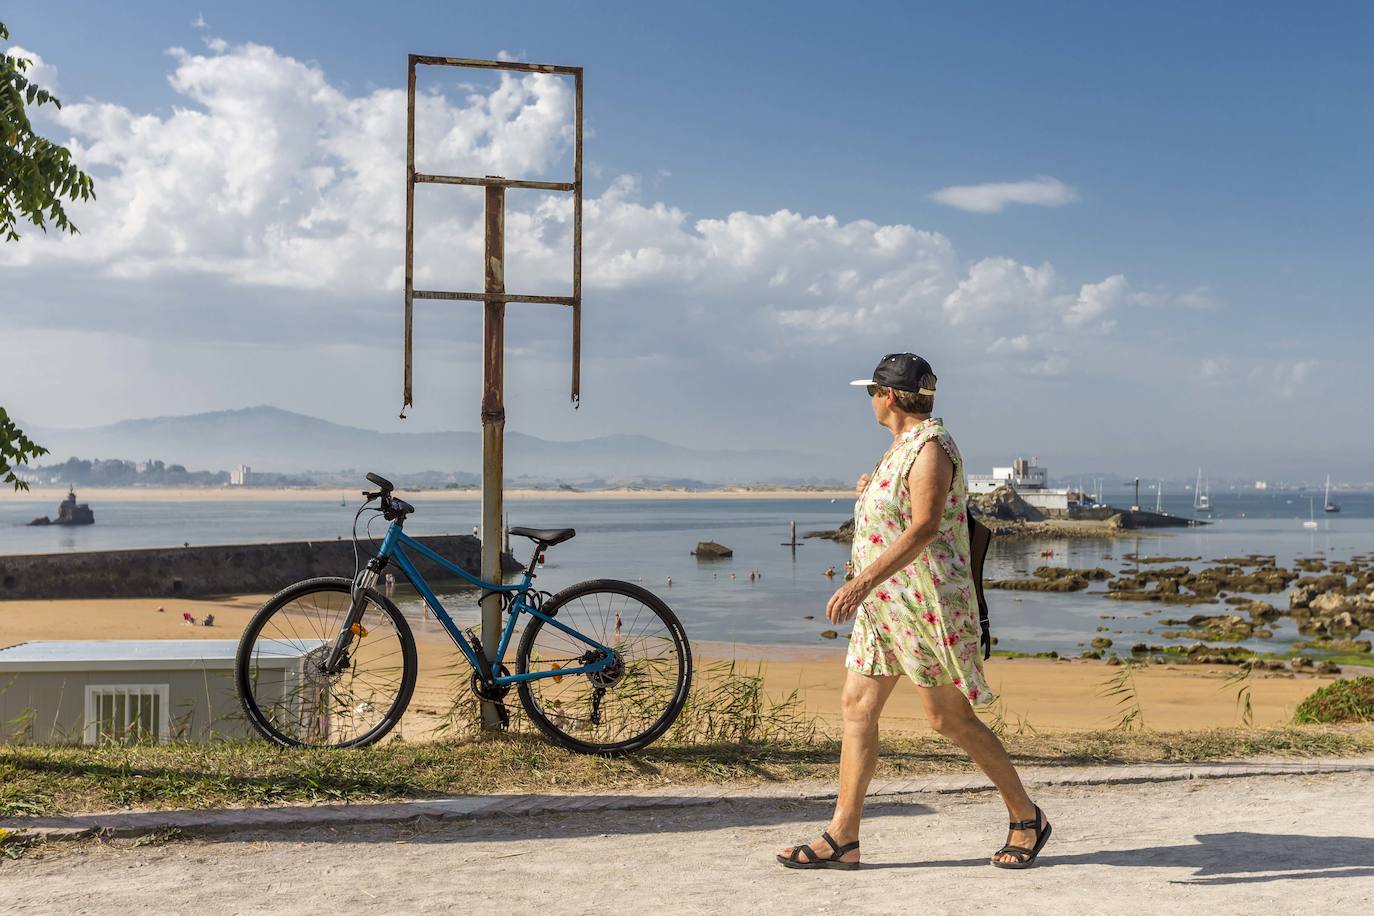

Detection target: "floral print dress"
[844, 417, 995, 706]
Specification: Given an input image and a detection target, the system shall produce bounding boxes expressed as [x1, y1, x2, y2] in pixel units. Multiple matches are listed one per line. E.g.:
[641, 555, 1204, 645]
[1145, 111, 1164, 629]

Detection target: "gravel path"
[5, 772, 1373, 914]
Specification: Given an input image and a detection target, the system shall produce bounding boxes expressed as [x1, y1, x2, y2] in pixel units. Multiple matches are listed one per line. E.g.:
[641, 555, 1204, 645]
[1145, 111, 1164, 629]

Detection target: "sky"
[2, 1, 1372, 483]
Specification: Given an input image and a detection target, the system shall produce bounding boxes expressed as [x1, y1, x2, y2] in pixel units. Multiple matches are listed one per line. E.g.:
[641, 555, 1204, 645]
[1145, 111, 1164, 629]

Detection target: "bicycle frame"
[375, 522, 614, 688]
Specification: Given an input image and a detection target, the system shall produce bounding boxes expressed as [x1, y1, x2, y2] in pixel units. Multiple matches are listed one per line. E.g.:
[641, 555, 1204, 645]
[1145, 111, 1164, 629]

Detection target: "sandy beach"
[0, 595, 1347, 735]
[3, 486, 855, 503]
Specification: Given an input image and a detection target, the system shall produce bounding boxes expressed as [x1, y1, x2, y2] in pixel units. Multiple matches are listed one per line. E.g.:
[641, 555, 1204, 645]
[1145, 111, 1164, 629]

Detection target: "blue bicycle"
[235, 473, 692, 754]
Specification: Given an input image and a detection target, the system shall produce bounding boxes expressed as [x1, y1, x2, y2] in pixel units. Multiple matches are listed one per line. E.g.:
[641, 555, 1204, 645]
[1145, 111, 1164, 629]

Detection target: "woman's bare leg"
[779, 669, 899, 864]
[915, 683, 1043, 863]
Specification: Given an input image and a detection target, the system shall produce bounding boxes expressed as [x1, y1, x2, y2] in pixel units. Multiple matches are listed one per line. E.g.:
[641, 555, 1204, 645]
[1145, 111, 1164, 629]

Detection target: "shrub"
[1293, 677, 1374, 724]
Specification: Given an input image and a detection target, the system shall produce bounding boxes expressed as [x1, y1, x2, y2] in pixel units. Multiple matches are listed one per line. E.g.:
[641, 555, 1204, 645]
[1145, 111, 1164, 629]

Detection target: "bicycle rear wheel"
[515, 579, 691, 755]
[236, 577, 417, 748]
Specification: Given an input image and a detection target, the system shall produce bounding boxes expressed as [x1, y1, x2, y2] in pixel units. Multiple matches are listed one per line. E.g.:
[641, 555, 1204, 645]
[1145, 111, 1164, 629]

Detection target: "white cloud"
[1200, 357, 1226, 378]
[192, 13, 209, 29]
[1250, 360, 1318, 399]
[987, 335, 1034, 353]
[942, 257, 1056, 326]
[1, 41, 576, 294]
[1129, 284, 1219, 310]
[1027, 354, 1069, 377]
[0, 39, 1208, 398]
[929, 176, 1077, 214]
[1065, 274, 1127, 327]
[5, 45, 59, 92]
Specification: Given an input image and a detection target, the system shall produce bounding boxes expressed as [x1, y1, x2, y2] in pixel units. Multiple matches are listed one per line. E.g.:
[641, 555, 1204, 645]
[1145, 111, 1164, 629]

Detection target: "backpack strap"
[967, 514, 993, 659]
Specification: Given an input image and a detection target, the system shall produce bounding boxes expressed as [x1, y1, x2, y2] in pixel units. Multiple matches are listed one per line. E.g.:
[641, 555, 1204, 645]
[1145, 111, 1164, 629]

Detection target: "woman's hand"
[855, 474, 871, 498]
[826, 578, 870, 625]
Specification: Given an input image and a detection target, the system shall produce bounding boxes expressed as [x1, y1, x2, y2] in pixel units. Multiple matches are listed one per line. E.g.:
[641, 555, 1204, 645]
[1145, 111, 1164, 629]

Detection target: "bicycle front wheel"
[516, 579, 691, 755]
[236, 577, 417, 749]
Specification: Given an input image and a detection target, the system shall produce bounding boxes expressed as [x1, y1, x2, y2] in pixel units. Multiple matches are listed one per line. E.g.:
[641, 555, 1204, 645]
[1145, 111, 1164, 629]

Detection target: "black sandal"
[991, 804, 1052, 869]
[776, 830, 861, 870]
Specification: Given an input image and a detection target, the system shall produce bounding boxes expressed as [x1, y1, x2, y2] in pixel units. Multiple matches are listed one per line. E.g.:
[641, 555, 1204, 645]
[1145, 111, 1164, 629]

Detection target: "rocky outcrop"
[1158, 613, 1270, 641]
[1293, 638, 1372, 654]
[804, 518, 854, 543]
[967, 485, 1045, 522]
[988, 575, 1089, 592]
[692, 541, 734, 559]
[1036, 566, 1111, 581]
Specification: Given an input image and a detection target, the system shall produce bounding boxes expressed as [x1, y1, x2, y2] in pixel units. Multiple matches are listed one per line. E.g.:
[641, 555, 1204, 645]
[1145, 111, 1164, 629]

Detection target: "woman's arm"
[825, 442, 954, 624]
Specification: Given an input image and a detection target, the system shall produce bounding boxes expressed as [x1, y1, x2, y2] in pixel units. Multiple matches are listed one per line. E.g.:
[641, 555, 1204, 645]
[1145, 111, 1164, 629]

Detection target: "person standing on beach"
[778, 353, 1051, 871]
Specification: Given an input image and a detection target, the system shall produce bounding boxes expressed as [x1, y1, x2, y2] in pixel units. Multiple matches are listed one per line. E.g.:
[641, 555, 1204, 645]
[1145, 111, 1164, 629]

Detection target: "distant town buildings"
[1254, 480, 1268, 490]
[230, 464, 252, 486]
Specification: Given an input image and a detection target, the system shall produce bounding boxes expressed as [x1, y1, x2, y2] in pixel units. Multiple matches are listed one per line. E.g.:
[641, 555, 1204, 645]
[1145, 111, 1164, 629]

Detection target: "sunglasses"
[866, 384, 883, 397]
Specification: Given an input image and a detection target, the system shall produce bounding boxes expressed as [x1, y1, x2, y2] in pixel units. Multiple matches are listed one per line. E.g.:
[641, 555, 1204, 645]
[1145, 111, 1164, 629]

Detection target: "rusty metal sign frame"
[402, 54, 583, 411]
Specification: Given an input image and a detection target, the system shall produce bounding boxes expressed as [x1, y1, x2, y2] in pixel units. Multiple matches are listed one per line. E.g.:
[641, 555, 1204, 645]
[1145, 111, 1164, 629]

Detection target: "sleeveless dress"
[844, 417, 995, 706]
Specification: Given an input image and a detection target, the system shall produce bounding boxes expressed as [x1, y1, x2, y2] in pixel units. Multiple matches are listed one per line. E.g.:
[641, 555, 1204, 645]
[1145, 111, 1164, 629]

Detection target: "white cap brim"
[851, 378, 936, 395]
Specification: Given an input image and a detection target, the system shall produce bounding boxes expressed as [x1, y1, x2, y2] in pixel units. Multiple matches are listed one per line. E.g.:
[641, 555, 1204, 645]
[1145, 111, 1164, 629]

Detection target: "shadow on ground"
[867, 831, 1374, 885]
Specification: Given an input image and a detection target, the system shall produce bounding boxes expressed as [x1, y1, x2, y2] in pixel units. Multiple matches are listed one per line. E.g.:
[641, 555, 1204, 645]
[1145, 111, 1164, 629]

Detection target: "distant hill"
[27, 406, 840, 485]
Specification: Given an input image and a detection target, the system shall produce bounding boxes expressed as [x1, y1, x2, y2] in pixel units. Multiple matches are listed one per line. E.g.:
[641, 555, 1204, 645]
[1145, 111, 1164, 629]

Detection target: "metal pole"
[402, 56, 417, 414]
[479, 180, 506, 729]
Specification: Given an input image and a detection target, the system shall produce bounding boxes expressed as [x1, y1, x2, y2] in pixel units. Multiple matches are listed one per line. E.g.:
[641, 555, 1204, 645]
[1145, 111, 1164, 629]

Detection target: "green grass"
[3, 726, 1372, 818]
[1294, 677, 1374, 725]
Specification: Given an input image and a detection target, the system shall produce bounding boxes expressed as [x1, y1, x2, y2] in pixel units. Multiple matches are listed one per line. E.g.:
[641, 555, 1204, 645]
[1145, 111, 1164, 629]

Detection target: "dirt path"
[5, 772, 1373, 914]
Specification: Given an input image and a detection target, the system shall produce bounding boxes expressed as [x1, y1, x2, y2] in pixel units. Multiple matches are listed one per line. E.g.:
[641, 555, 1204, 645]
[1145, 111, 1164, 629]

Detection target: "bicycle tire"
[235, 577, 418, 749]
[515, 578, 692, 755]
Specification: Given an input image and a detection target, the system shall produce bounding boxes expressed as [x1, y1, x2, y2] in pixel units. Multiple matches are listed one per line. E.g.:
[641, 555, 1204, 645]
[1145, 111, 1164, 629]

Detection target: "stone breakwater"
[0, 535, 516, 600]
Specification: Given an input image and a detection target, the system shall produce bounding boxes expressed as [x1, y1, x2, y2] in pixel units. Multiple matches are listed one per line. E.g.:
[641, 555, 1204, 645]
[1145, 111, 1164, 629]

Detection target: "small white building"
[968, 456, 1073, 514]
[230, 464, 252, 486]
[0, 640, 308, 745]
[969, 456, 1051, 493]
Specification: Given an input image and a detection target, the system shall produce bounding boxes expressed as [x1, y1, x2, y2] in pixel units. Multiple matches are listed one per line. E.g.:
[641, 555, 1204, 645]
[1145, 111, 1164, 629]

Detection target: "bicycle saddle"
[508, 526, 576, 545]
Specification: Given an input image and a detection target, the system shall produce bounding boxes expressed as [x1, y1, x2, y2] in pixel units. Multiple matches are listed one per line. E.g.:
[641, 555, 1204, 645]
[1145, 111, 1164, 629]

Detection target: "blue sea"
[2, 490, 1372, 654]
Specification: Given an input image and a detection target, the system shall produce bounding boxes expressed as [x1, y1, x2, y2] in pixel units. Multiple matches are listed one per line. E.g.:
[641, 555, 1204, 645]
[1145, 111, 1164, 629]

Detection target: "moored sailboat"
[1324, 474, 1341, 513]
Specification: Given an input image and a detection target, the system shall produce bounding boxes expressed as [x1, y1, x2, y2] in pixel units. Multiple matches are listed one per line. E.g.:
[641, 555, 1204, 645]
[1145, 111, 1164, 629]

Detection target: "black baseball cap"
[849, 353, 937, 395]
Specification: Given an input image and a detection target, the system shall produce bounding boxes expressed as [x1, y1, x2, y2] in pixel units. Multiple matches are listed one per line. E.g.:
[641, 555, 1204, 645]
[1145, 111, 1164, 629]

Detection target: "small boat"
[1324, 474, 1341, 513]
[1303, 497, 1319, 529]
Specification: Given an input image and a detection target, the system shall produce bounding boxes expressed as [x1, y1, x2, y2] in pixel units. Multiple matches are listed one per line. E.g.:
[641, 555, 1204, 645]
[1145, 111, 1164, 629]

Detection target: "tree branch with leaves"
[1, 20, 94, 489]
[1, 21, 94, 240]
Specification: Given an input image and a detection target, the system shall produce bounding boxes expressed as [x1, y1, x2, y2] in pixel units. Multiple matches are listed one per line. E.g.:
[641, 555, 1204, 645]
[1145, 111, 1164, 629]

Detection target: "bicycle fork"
[322, 558, 384, 674]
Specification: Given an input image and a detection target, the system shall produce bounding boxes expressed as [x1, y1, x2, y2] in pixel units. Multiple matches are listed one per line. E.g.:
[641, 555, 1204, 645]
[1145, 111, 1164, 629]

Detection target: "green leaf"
[0, 19, 95, 241]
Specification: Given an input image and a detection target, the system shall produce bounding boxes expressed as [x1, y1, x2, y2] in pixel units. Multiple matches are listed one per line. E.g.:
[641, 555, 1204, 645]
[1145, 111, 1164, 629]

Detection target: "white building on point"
[230, 464, 252, 486]
[968, 456, 1073, 513]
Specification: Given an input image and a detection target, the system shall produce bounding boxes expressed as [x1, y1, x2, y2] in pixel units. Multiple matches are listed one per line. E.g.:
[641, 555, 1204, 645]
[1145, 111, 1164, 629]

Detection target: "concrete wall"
[0, 666, 256, 743]
[0, 534, 514, 600]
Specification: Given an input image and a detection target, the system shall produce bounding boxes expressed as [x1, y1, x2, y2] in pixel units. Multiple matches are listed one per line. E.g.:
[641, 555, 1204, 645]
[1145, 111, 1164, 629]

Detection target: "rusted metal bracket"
[402, 54, 583, 415]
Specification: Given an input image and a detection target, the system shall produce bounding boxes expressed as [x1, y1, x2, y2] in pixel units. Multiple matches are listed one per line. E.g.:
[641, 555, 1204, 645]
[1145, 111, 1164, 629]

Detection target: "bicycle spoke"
[240, 586, 412, 747]
[520, 586, 687, 750]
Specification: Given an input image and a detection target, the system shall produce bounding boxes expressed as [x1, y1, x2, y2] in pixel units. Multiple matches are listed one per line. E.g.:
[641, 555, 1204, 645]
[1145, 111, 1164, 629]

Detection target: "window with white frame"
[84, 684, 170, 745]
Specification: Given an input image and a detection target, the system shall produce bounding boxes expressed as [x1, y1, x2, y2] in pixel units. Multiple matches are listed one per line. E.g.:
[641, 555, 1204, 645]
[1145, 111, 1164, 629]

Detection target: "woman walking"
[777, 353, 1051, 871]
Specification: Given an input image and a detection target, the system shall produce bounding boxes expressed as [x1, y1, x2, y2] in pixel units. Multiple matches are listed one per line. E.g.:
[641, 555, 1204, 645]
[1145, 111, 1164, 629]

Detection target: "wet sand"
[0, 596, 1344, 735]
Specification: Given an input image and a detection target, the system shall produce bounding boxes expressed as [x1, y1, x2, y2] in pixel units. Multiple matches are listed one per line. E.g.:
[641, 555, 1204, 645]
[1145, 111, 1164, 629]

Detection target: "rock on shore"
[967, 485, 1045, 522]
